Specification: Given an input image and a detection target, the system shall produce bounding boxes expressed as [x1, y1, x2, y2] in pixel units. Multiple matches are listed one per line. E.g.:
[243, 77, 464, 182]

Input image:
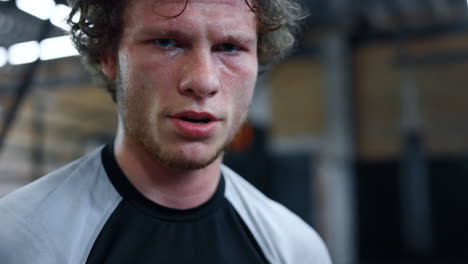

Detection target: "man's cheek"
[235, 89, 254, 114]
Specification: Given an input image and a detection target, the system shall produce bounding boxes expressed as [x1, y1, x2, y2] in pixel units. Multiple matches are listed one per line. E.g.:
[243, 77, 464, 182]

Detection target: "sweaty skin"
[101, 0, 258, 209]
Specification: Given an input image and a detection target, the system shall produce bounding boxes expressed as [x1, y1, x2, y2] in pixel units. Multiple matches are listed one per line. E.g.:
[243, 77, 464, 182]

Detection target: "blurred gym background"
[1, 0, 468, 263]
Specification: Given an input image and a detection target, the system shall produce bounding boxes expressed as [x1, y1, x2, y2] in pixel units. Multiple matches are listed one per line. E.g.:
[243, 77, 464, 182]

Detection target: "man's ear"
[101, 51, 117, 79]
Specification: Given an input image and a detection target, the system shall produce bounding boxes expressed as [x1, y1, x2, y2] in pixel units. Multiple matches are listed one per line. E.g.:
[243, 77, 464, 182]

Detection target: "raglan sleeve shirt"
[0, 145, 331, 264]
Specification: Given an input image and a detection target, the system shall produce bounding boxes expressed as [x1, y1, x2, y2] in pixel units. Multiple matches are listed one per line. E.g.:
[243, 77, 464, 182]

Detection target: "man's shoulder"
[0, 147, 105, 216]
[0, 146, 121, 264]
[221, 165, 331, 263]
[221, 164, 315, 230]
[0, 201, 58, 263]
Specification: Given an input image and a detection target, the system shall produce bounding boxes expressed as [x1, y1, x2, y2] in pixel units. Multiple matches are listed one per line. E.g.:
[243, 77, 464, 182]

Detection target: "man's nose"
[178, 50, 220, 99]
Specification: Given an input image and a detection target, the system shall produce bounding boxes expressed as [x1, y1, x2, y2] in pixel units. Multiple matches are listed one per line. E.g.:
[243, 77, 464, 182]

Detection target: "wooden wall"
[270, 33, 468, 159]
[0, 60, 117, 196]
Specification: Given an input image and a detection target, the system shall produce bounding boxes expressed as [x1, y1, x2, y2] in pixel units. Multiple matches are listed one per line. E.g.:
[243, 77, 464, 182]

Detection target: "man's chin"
[142, 142, 225, 171]
[159, 156, 220, 170]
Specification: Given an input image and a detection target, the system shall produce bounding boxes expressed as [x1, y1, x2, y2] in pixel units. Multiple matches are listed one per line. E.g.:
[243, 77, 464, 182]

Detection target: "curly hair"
[67, 0, 306, 101]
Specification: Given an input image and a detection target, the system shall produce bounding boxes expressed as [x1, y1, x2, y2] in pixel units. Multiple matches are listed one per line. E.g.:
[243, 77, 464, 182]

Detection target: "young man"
[0, 0, 331, 263]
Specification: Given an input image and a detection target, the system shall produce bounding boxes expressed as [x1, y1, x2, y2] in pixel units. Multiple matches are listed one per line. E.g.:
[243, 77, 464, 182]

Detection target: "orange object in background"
[228, 122, 254, 151]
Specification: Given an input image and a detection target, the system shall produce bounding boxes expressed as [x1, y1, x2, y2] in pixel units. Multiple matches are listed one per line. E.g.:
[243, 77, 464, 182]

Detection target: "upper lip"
[170, 111, 219, 121]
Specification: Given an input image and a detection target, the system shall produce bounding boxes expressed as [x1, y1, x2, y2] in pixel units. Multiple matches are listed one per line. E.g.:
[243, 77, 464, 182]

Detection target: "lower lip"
[170, 118, 219, 138]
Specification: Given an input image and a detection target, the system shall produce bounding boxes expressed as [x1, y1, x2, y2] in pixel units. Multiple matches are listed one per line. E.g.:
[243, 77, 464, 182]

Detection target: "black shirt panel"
[86, 145, 268, 264]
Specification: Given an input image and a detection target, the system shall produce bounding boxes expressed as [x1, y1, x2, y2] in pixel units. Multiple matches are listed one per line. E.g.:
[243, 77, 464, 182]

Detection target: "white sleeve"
[222, 165, 332, 264]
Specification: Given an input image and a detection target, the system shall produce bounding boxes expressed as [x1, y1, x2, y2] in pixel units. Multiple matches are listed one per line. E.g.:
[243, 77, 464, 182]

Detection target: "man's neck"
[113, 134, 222, 210]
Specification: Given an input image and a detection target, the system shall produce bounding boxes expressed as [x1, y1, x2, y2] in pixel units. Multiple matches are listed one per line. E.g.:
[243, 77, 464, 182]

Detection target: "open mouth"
[179, 117, 212, 124]
[170, 111, 219, 137]
[171, 111, 218, 125]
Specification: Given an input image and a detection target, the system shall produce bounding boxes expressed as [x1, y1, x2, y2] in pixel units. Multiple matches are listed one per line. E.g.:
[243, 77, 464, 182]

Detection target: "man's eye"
[154, 39, 177, 49]
[217, 43, 241, 54]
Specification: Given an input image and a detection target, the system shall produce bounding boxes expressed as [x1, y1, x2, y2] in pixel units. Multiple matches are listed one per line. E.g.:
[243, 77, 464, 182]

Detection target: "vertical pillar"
[317, 31, 356, 264]
[399, 65, 433, 254]
[31, 89, 45, 180]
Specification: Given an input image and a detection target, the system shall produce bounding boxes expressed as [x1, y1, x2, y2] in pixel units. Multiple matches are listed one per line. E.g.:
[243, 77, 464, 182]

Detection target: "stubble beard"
[127, 114, 246, 171]
[139, 133, 229, 170]
[116, 78, 249, 171]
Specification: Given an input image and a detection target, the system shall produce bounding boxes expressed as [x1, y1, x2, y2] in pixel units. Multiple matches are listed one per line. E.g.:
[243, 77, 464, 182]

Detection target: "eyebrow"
[137, 29, 191, 41]
[136, 28, 256, 44]
[222, 34, 257, 45]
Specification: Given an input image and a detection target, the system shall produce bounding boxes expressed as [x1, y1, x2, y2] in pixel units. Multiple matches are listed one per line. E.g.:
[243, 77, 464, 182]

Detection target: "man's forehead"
[148, 0, 254, 16]
[121, 0, 256, 22]
[124, 0, 258, 39]
[67, 0, 254, 9]
[152, 0, 253, 8]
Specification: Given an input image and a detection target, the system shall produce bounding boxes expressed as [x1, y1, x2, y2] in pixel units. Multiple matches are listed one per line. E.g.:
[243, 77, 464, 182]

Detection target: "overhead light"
[8, 41, 40, 65]
[40, 36, 78, 61]
[0, 47, 7, 67]
[16, 0, 56, 20]
[50, 4, 72, 30]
